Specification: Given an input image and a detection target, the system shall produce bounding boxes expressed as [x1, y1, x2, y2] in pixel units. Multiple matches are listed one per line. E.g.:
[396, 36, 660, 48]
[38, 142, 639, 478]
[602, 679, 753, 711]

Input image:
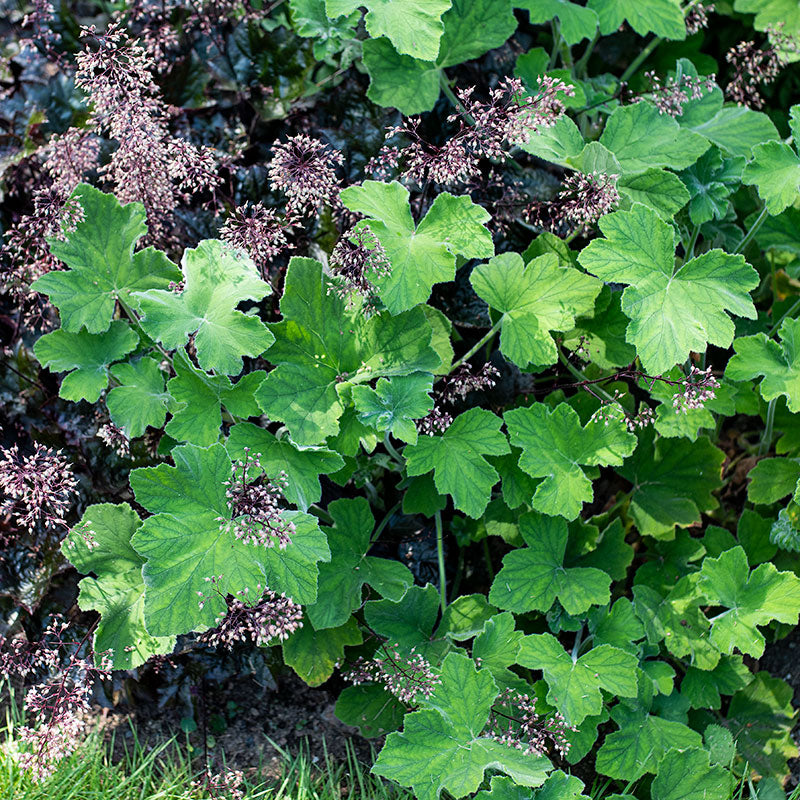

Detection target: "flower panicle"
[343, 643, 441, 705]
[0, 443, 78, 534]
[218, 449, 296, 550]
[487, 687, 577, 759]
[198, 578, 303, 648]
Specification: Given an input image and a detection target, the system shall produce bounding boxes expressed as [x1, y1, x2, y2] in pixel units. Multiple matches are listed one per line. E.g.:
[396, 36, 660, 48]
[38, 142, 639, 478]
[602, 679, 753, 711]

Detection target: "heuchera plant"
[4, 0, 800, 797]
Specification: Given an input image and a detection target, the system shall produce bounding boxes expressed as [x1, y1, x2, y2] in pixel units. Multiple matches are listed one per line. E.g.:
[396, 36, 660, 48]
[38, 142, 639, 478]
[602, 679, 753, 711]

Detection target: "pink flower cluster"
[0, 443, 78, 533]
[75, 22, 220, 240]
[199, 580, 303, 647]
[527, 171, 619, 235]
[1, 618, 111, 781]
[642, 71, 717, 117]
[343, 643, 441, 705]
[416, 363, 500, 436]
[218, 449, 296, 550]
[268, 133, 344, 220]
[329, 224, 391, 305]
[672, 365, 719, 413]
[370, 77, 573, 188]
[725, 26, 797, 108]
[486, 687, 576, 759]
[220, 202, 290, 274]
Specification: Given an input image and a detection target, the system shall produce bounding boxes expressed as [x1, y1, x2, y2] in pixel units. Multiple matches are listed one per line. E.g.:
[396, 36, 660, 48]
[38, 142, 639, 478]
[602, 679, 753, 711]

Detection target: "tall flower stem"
[685, 224, 701, 261]
[735, 205, 769, 254]
[758, 398, 777, 456]
[118, 298, 173, 367]
[449, 320, 502, 373]
[438, 71, 476, 124]
[435, 510, 447, 611]
[482, 538, 494, 580]
[548, 18, 562, 69]
[557, 349, 617, 405]
[574, 30, 600, 77]
[371, 500, 401, 545]
[384, 431, 405, 468]
[769, 296, 800, 336]
[620, 36, 663, 83]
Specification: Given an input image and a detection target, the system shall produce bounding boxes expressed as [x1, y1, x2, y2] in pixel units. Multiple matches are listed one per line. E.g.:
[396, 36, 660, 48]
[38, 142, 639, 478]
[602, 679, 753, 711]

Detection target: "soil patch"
[98, 670, 375, 782]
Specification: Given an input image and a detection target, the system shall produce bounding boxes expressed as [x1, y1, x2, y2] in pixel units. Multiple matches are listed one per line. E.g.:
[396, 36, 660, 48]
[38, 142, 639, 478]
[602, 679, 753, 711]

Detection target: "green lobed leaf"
[771, 501, 800, 553]
[165, 352, 265, 446]
[617, 169, 690, 219]
[594, 705, 702, 781]
[564, 287, 637, 370]
[475, 776, 536, 800]
[647, 371, 739, 442]
[32, 184, 181, 333]
[340, 181, 493, 314]
[617, 429, 724, 539]
[107, 357, 171, 439]
[722, 671, 799, 780]
[291, 0, 359, 48]
[33, 320, 139, 403]
[742, 140, 800, 216]
[599, 103, 708, 174]
[633, 579, 720, 670]
[226, 422, 344, 511]
[517, 115, 584, 166]
[255, 257, 440, 445]
[516, 0, 598, 45]
[326, 0, 451, 61]
[726, 318, 800, 412]
[362, 38, 441, 115]
[517, 633, 638, 726]
[579, 204, 758, 373]
[747, 457, 800, 504]
[335, 684, 406, 738]
[352, 373, 434, 445]
[364, 584, 447, 661]
[305, 498, 413, 629]
[282, 616, 362, 686]
[62, 503, 175, 669]
[470, 252, 601, 369]
[705, 724, 737, 766]
[492, 448, 541, 510]
[401, 472, 447, 516]
[698, 545, 800, 658]
[568, 518, 633, 582]
[437, 0, 517, 67]
[504, 402, 637, 520]
[363, 0, 517, 114]
[405, 408, 510, 518]
[680, 148, 745, 226]
[472, 612, 524, 680]
[489, 512, 611, 615]
[588, 598, 645, 653]
[681, 656, 751, 711]
[586, 0, 685, 39]
[682, 105, 780, 160]
[129, 443, 329, 636]
[535, 772, 590, 800]
[437, 594, 498, 641]
[651, 748, 732, 800]
[734, 0, 800, 42]
[134, 240, 273, 375]
[373, 652, 551, 800]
